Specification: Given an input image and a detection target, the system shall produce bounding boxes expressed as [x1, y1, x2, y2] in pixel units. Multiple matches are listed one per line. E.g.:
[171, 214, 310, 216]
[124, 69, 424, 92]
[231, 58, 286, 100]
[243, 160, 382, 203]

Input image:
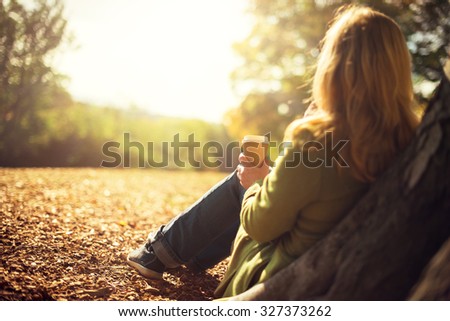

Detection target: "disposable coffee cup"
[241, 135, 269, 167]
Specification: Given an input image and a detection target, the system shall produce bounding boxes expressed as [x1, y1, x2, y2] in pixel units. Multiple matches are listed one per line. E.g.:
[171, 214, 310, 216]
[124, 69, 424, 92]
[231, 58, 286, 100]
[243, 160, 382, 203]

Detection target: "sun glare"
[55, 0, 252, 122]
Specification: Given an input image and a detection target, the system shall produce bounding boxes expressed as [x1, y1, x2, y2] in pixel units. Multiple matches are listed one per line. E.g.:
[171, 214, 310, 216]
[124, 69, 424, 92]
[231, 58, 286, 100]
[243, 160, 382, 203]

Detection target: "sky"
[54, 0, 252, 123]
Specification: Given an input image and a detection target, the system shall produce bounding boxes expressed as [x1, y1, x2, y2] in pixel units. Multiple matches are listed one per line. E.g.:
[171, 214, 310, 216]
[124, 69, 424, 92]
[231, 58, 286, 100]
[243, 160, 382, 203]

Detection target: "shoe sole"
[126, 256, 163, 279]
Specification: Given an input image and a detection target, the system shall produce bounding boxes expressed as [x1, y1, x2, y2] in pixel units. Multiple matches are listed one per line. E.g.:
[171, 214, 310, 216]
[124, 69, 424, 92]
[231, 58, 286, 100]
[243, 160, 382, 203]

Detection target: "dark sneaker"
[127, 241, 165, 279]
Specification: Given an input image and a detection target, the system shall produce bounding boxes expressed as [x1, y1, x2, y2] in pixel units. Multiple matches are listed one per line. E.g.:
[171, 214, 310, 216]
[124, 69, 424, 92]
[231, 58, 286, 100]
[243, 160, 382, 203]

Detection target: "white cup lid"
[242, 135, 269, 144]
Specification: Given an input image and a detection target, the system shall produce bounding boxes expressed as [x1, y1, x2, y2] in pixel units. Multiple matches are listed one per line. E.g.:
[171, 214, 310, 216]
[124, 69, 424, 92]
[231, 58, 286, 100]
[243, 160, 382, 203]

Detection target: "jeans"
[151, 171, 246, 270]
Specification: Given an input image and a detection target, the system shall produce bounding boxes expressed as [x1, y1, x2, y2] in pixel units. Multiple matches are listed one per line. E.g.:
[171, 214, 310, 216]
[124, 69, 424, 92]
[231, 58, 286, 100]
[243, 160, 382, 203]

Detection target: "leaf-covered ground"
[0, 168, 230, 301]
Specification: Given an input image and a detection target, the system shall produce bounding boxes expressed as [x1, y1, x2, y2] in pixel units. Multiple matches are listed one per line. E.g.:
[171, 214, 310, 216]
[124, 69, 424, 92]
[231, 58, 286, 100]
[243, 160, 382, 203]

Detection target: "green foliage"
[404, 0, 450, 82]
[226, 0, 450, 141]
[6, 100, 231, 168]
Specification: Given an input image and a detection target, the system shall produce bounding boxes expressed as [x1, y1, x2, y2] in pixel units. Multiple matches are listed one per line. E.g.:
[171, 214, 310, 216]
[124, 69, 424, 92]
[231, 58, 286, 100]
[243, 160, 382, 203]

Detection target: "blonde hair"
[288, 5, 419, 182]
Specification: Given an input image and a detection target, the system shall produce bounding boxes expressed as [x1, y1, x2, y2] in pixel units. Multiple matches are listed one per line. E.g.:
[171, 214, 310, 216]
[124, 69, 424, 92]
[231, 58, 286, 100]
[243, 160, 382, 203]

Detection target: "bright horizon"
[55, 0, 252, 123]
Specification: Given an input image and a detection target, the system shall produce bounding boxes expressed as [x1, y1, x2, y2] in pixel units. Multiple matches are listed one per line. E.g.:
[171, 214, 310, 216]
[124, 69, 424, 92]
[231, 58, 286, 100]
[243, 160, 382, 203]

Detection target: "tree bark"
[408, 237, 450, 300]
[232, 61, 450, 301]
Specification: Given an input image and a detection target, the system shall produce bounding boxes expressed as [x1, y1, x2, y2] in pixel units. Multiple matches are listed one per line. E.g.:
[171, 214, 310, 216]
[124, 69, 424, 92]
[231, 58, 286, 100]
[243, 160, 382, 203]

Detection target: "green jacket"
[215, 132, 368, 298]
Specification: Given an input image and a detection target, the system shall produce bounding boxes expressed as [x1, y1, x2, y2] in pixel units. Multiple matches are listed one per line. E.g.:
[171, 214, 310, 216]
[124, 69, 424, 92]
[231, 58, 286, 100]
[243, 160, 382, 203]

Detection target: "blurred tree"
[226, 0, 450, 142]
[0, 0, 68, 165]
[404, 0, 450, 82]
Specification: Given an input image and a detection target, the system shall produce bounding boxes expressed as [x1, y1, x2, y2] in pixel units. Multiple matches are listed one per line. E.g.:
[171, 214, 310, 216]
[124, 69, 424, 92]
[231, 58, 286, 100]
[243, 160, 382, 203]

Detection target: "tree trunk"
[232, 61, 450, 301]
[408, 237, 450, 300]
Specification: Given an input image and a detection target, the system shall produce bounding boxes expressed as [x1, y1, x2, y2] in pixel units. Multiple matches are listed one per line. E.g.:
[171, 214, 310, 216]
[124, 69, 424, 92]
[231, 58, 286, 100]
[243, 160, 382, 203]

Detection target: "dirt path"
[0, 168, 229, 301]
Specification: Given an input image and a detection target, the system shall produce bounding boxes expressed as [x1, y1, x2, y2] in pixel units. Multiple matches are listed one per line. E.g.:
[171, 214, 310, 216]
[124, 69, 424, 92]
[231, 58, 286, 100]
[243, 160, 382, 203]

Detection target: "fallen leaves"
[0, 168, 229, 301]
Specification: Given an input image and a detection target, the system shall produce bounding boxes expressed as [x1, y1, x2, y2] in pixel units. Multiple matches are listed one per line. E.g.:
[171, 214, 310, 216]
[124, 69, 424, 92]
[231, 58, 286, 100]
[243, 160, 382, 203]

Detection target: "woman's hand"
[236, 153, 270, 189]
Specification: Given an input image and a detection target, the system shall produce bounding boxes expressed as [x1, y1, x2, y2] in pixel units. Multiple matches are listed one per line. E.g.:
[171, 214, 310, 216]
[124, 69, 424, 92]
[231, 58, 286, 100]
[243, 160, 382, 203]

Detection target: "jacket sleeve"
[240, 144, 322, 243]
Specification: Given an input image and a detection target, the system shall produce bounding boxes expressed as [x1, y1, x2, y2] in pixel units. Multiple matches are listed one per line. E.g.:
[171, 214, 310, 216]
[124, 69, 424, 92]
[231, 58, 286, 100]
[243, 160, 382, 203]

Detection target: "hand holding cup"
[237, 135, 270, 189]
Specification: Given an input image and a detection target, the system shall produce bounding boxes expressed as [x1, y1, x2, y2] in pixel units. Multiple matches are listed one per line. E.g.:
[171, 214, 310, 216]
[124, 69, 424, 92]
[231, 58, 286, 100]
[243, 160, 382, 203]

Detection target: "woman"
[127, 5, 419, 298]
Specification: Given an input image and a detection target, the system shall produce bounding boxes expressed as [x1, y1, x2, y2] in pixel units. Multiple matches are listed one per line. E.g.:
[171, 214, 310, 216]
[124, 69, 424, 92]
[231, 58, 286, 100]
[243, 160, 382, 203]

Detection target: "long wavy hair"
[286, 5, 419, 182]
